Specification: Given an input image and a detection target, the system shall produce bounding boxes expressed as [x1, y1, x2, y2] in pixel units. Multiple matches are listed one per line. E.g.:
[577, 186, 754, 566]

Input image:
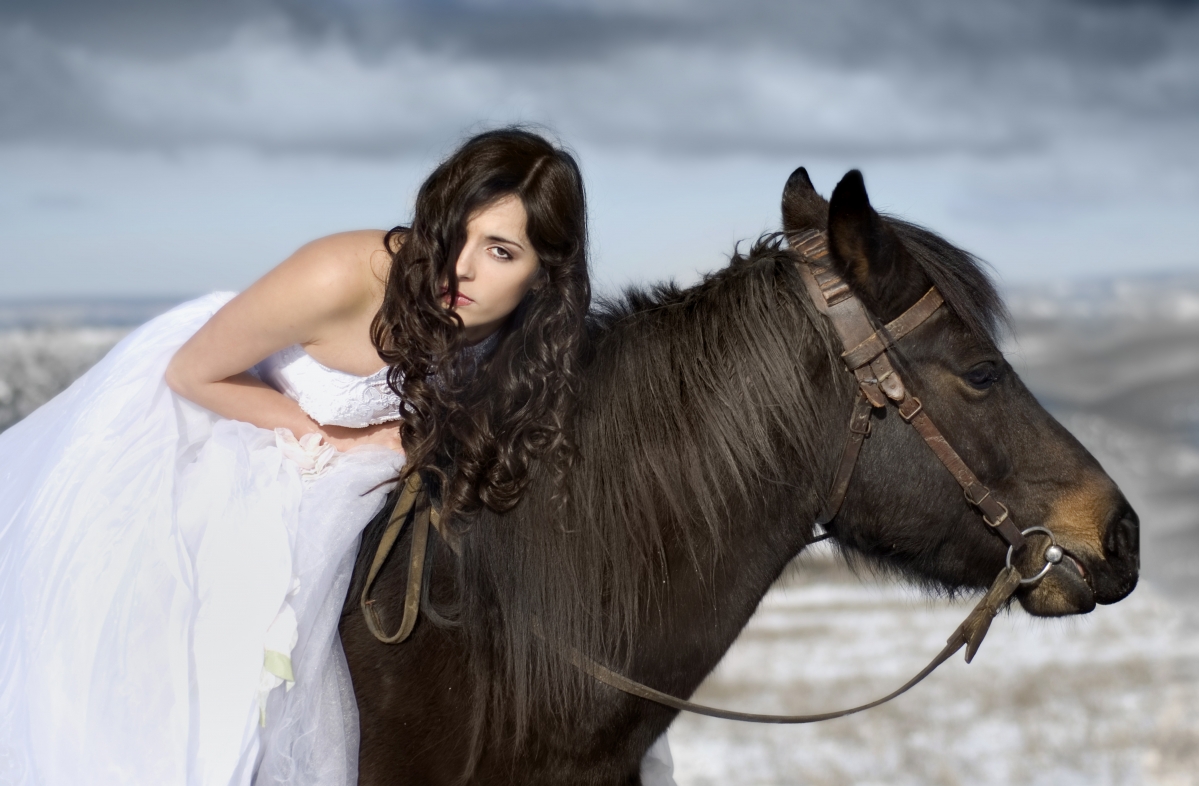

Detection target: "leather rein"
[359, 228, 1065, 724]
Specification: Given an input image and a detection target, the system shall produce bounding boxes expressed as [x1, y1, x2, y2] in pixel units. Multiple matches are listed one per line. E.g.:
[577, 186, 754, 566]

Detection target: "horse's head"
[783, 167, 1138, 616]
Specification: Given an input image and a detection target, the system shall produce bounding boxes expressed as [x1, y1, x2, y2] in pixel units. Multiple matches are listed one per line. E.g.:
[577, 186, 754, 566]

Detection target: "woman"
[0, 128, 673, 785]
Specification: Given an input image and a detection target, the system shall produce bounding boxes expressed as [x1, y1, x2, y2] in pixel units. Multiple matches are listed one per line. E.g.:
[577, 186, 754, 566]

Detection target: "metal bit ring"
[1005, 525, 1061, 585]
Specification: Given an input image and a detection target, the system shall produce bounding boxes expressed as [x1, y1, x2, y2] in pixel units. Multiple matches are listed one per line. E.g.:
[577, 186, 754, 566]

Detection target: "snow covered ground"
[0, 298, 177, 432]
[0, 327, 129, 431]
[1, 278, 1197, 785]
[671, 555, 1199, 786]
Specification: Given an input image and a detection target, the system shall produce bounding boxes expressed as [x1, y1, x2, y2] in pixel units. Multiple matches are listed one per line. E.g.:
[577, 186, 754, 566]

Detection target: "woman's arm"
[164, 233, 401, 452]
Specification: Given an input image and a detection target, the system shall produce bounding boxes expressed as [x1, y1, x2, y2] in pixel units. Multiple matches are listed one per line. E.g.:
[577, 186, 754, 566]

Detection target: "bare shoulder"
[263, 230, 390, 317]
[169, 230, 393, 382]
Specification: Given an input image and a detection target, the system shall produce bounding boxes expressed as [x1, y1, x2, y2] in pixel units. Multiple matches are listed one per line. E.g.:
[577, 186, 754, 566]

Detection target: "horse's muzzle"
[1016, 500, 1139, 617]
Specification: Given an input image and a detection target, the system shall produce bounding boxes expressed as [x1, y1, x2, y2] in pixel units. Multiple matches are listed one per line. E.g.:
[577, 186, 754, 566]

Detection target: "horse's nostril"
[1103, 504, 1140, 565]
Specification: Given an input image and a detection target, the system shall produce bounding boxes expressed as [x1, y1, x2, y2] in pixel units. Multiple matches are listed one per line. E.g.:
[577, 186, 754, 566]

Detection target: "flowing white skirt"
[0, 294, 402, 786]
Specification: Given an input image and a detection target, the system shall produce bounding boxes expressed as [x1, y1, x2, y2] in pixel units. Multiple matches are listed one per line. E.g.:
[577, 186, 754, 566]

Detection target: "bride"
[0, 128, 673, 785]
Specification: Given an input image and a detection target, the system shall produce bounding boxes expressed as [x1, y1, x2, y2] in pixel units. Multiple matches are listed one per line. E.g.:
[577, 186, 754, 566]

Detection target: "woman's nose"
[455, 249, 475, 281]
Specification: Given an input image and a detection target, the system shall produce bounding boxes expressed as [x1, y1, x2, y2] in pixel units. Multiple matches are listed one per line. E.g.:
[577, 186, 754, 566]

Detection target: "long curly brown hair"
[371, 128, 590, 519]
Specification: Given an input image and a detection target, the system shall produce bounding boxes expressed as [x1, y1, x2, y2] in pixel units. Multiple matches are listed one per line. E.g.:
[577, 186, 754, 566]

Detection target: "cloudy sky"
[2, 0, 1197, 298]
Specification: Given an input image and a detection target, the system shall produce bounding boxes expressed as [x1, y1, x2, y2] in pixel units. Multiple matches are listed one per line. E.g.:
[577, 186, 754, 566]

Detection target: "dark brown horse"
[339, 168, 1139, 785]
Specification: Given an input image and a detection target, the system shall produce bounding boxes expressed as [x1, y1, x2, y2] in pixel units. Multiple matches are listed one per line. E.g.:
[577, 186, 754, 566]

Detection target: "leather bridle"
[360, 228, 1066, 724]
[792, 228, 1028, 551]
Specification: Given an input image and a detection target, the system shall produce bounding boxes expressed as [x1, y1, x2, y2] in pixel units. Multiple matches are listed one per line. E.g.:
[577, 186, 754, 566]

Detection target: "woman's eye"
[489, 246, 512, 260]
[963, 363, 1000, 390]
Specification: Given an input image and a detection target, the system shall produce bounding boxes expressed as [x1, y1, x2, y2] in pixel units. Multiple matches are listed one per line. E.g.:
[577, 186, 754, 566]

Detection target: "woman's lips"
[439, 289, 474, 307]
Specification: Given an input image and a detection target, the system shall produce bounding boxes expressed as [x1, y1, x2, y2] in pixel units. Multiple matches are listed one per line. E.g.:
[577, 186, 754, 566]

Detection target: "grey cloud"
[5, 0, 1190, 66]
[0, 0, 1196, 159]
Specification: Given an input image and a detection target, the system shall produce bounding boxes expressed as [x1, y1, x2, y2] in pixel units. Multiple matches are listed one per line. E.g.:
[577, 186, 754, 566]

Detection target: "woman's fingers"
[319, 423, 403, 454]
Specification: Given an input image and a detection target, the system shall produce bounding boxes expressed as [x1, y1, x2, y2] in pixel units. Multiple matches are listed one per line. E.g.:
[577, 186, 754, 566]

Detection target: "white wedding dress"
[0, 293, 675, 786]
[0, 292, 401, 785]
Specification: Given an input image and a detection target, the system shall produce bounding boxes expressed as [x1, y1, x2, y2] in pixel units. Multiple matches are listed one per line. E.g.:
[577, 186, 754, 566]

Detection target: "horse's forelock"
[888, 218, 1009, 345]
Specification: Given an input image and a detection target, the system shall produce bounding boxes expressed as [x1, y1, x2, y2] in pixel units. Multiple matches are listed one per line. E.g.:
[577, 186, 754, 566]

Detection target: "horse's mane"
[348, 220, 1007, 753]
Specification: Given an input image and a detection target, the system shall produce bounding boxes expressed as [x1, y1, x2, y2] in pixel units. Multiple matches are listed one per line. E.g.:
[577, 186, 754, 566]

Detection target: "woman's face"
[444, 194, 541, 343]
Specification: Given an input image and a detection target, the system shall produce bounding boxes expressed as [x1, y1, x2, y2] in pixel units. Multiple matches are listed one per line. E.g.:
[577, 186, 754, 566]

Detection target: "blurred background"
[1, 1, 1197, 783]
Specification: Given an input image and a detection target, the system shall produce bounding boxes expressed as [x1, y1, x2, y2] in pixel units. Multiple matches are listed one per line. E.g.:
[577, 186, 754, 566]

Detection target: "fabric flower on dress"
[275, 428, 338, 480]
[258, 577, 301, 727]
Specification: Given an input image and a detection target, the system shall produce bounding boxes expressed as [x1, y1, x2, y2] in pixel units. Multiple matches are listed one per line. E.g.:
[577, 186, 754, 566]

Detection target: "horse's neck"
[626, 339, 844, 697]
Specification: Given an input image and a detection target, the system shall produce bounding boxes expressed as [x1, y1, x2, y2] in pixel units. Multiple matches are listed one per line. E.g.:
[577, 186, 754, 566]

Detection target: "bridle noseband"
[360, 229, 1065, 724]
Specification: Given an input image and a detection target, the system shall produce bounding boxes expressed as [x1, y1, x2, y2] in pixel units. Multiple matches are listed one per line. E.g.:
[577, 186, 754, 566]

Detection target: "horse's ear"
[781, 166, 829, 235]
[826, 170, 907, 300]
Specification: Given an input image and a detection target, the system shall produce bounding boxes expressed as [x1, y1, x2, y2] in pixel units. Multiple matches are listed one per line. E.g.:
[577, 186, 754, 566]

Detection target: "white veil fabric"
[0, 294, 401, 786]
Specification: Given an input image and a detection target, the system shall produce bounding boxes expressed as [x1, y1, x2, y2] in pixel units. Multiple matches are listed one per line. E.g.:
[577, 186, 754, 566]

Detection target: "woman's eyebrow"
[485, 234, 525, 251]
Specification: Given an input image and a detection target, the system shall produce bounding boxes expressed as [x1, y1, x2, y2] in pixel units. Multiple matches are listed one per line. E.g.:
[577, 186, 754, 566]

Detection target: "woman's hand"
[321, 422, 405, 455]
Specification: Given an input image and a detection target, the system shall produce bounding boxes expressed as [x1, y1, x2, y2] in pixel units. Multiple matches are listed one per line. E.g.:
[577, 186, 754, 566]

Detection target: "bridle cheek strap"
[793, 229, 1025, 551]
[897, 397, 1020, 543]
[816, 393, 873, 527]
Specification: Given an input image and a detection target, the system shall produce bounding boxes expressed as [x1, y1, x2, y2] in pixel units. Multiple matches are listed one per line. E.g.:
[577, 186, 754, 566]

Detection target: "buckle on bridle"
[848, 406, 872, 435]
[965, 487, 1011, 529]
[982, 501, 1009, 529]
[898, 396, 923, 421]
[963, 484, 993, 508]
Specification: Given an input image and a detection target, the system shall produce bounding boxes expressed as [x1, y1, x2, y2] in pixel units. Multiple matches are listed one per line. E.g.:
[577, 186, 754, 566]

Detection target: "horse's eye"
[963, 363, 1000, 390]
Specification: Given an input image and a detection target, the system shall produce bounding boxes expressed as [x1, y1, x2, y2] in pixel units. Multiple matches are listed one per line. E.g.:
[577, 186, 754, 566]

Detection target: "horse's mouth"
[1016, 546, 1096, 617]
[1063, 552, 1088, 583]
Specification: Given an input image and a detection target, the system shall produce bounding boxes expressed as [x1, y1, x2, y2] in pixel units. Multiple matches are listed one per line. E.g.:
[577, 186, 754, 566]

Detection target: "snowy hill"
[0, 298, 180, 432]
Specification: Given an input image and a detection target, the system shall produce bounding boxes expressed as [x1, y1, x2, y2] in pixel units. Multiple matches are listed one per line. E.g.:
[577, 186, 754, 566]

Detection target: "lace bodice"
[253, 344, 402, 429]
